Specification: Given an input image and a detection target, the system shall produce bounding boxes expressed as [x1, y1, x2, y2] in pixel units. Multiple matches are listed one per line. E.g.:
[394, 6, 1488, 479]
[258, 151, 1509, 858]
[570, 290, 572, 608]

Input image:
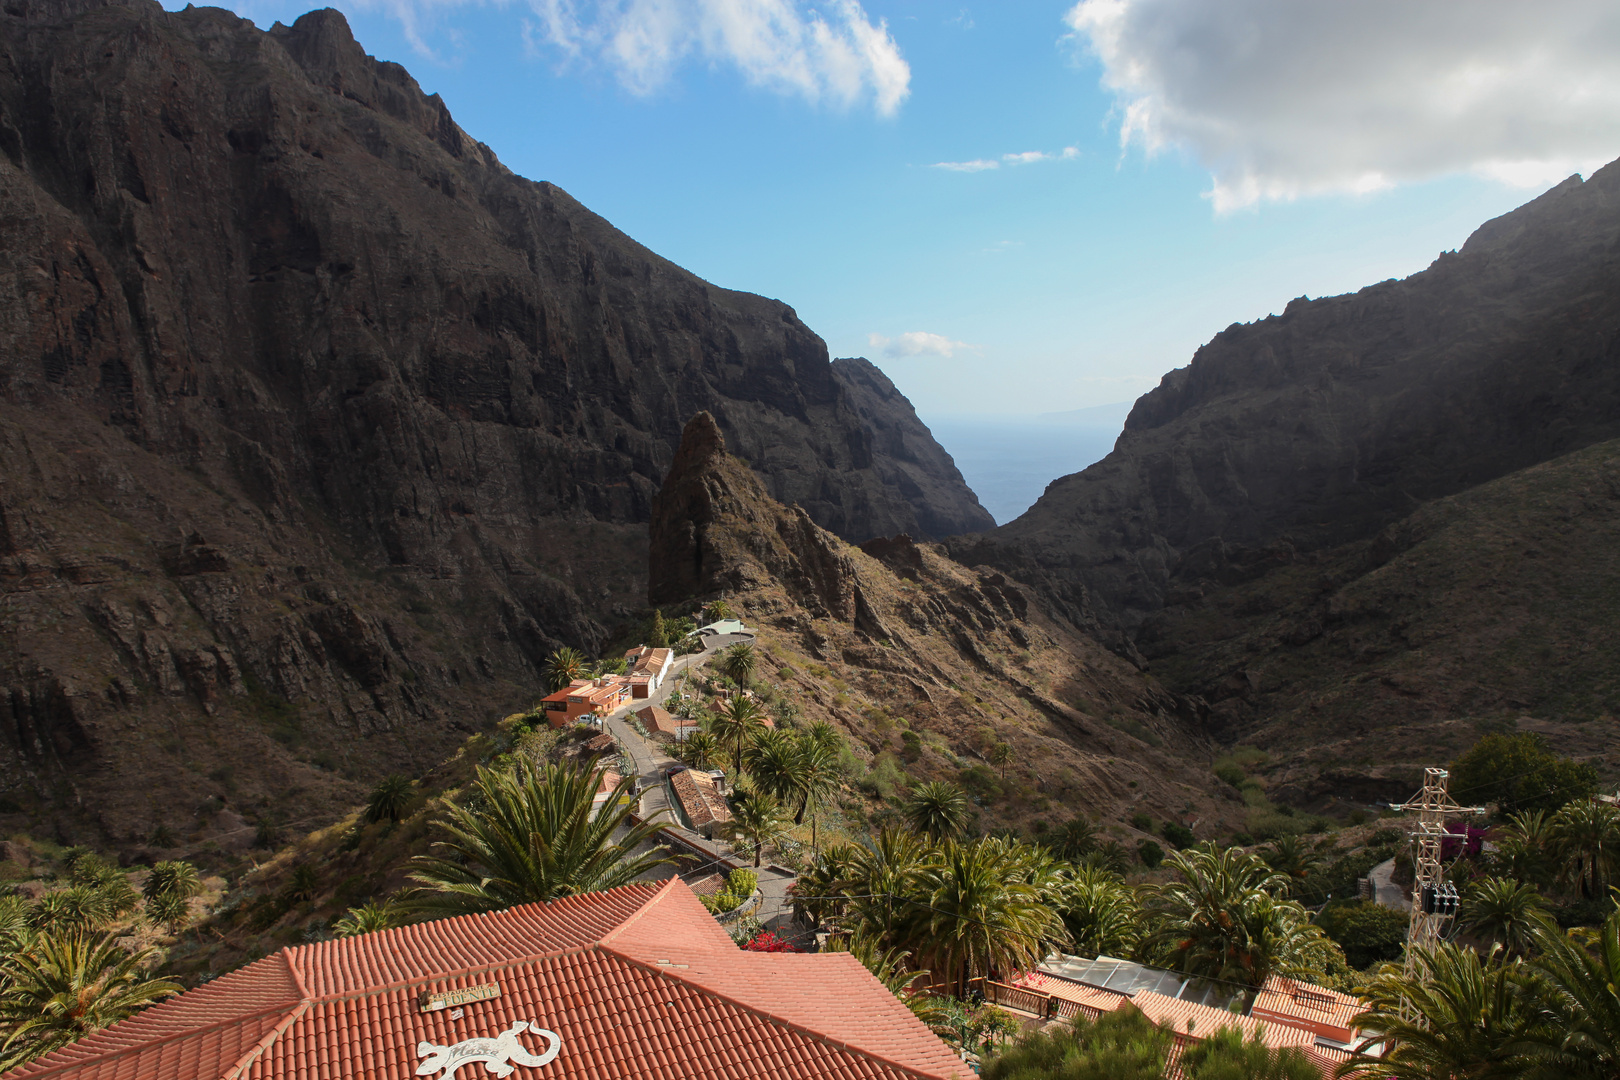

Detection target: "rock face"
[648, 412, 1237, 841]
[952, 162, 1620, 642]
[0, 0, 985, 846]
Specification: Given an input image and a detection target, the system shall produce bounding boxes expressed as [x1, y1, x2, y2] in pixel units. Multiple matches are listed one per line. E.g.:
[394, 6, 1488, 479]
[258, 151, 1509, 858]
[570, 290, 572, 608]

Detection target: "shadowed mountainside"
[952, 162, 1620, 654]
[0, 0, 986, 849]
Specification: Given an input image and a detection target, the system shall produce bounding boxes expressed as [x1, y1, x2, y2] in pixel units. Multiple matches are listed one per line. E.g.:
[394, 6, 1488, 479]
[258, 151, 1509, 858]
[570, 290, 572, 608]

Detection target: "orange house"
[539, 677, 632, 728]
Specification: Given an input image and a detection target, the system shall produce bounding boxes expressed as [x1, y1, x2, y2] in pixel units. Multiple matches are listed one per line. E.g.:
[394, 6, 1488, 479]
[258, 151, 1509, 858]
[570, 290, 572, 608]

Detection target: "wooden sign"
[418, 982, 501, 1012]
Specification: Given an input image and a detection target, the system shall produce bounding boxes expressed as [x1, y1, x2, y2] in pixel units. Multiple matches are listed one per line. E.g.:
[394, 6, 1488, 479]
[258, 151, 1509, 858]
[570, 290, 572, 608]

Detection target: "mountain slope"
[648, 412, 1240, 840]
[0, 0, 986, 848]
[951, 163, 1620, 647]
[1137, 437, 1620, 808]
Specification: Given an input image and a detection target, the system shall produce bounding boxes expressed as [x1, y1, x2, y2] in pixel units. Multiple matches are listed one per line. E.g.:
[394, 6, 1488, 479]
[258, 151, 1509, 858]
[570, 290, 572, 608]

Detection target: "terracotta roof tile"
[19, 881, 964, 1080]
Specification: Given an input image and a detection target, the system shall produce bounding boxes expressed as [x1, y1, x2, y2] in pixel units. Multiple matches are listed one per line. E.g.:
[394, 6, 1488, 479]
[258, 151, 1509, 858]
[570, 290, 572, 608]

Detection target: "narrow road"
[599, 630, 803, 940]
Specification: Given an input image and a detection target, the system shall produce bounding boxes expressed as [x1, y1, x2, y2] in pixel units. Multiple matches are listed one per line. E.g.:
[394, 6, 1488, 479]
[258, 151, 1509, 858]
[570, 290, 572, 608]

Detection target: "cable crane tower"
[1391, 767, 1485, 969]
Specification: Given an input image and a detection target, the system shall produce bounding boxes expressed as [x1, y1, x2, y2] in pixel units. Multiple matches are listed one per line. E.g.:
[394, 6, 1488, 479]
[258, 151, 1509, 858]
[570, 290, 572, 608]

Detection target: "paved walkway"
[1367, 858, 1411, 911]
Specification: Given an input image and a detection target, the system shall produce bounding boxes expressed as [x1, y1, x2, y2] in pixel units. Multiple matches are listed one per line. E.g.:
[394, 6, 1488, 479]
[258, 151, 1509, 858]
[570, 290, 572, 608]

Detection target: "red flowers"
[741, 931, 801, 953]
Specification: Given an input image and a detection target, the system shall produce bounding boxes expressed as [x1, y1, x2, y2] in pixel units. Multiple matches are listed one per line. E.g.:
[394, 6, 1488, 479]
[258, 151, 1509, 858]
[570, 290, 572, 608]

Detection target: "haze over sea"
[924, 402, 1132, 525]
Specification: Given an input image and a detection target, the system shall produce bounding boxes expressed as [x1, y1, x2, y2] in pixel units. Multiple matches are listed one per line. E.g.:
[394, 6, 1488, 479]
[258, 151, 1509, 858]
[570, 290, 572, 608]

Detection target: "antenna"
[1391, 767, 1485, 968]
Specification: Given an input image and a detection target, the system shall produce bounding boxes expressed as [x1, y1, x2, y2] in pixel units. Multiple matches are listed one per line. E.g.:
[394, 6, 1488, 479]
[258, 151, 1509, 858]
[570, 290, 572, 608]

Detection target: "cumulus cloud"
[529, 0, 910, 116]
[931, 147, 1078, 171]
[1065, 0, 1620, 211]
[868, 331, 973, 358]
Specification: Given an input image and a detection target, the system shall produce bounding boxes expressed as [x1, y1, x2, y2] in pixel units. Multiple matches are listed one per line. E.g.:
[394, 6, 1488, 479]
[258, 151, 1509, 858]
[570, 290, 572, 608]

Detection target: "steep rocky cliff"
[648, 412, 1237, 841]
[952, 162, 1620, 645]
[0, 0, 986, 847]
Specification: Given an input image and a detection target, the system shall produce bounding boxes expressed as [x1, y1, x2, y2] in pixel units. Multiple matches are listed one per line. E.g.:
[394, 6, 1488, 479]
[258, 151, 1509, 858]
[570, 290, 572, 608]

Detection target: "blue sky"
[184, 0, 1620, 417]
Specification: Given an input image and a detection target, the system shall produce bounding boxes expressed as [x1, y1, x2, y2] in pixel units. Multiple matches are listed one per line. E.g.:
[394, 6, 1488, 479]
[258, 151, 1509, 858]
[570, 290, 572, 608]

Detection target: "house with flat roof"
[538, 676, 632, 729]
[14, 880, 966, 1079]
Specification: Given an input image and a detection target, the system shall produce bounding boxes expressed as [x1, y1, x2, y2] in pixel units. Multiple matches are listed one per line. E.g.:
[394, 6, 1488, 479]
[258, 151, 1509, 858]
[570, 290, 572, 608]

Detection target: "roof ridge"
[11, 992, 304, 1080]
[222, 999, 311, 1080]
[594, 878, 680, 947]
[601, 945, 963, 1080]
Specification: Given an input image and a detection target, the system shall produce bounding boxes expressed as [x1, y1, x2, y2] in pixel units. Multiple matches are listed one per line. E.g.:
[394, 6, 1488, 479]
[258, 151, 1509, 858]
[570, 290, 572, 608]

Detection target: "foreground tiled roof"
[17, 880, 963, 1080]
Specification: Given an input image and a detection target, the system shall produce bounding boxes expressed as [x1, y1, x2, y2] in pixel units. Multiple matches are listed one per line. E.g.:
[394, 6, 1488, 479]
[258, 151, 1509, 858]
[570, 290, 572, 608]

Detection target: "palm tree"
[141, 861, 203, 905]
[1493, 809, 1556, 889]
[915, 837, 1070, 997]
[729, 789, 789, 867]
[406, 758, 674, 917]
[711, 696, 768, 776]
[1336, 943, 1537, 1080]
[30, 888, 114, 936]
[1141, 843, 1336, 988]
[365, 774, 415, 824]
[704, 599, 732, 622]
[1261, 835, 1323, 897]
[791, 736, 842, 849]
[1084, 839, 1135, 877]
[791, 842, 863, 927]
[1512, 910, 1620, 1079]
[0, 933, 181, 1069]
[1549, 798, 1620, 899]
[542, 647, 587, 692]
[677, 730, 720, 769]
[719, 642, 756, 685]
[841, 828, 940, 951]
[904, 781, 971, 841]
[745, 729, 802, 801]
[1458, 876, 1547, 955]
[989, 742, 1013, 782]
[0, 896, 33, 955]
[1056, 865, 1141, 959]
[1046, 816, 1099, 862]
[803, 722, 842, 752]
[333, 900, 398, 937]
[146, 892, 191, 934]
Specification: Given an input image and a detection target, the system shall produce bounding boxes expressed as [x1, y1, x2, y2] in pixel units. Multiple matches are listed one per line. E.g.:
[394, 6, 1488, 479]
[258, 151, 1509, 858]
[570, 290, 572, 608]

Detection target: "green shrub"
[727, 868, 758, 898]
[1213, 762, 1246, 787]
[1130, 812, 1154, 832]
[1137, 840, 1164, 869]
[982, 1005, 1172, 1080]
[1315, 900, 1408, 969]
[1161, 822, 1195, 849]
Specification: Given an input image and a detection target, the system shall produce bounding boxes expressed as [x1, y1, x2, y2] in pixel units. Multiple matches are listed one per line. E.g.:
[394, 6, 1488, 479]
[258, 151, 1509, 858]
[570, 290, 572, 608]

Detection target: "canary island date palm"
[542, 647, 586, 692]
[916, 837, 1069, 997]
[1335, 942, 1538, 1080]
[711, 696, 768, 776]
[904, 780, 971, 841]
[1549, 798, 1620, 899]
[729, 788, 789, 868]
[334, 900, 399, 937]
[1493, 809, 1557, 889]
[841, 828, 940, 951]
[1457, 876, 1547, 956]
[406, 758, 673, 917]
[0, 933, 180, 1069]
[364, 774, 415, 824]
[1056, 865, 1142, 959]
[678, 730, 720, 770]
[1512, 910, 1620, 1079]
[718, 641, 756, 685]
[1142, 843, 1335, 988]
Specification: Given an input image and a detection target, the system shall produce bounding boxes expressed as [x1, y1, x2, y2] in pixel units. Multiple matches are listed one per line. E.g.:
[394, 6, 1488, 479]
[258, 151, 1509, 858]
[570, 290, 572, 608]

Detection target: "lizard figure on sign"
[415, 1020, 561, 1078]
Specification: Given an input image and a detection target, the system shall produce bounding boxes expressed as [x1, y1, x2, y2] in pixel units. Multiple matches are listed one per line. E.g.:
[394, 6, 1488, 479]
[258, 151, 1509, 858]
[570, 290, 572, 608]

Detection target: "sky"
[173, 0, 1620, 418]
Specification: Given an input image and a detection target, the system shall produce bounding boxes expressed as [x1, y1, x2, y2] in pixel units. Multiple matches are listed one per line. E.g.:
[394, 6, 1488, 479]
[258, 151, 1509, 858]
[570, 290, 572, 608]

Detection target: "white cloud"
[527, 0, 910, 116]
[868, 331, 974, 358]
[932, 147, 1078, 171]
[1065, 0, 1620, 211]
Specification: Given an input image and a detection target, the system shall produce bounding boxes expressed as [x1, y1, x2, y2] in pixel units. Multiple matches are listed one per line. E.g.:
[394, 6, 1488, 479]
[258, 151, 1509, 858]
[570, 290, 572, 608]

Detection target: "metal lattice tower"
[1391, 767, 1485, 968]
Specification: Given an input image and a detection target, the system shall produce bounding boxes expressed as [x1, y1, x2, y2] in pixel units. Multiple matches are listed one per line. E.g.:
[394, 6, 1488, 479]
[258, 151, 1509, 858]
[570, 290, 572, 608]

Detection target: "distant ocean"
[924, 402, 1132, 526]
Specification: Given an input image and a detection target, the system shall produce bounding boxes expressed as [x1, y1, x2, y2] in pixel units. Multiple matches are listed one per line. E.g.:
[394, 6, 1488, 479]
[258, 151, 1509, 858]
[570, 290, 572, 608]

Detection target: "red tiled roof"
[636, 706, 694, 737]
[18, 881, 964, 1080]
[1250, 975, 1362, 1043]
[669, 769, 733, 830]
[1131, 990, 1316, 1051]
